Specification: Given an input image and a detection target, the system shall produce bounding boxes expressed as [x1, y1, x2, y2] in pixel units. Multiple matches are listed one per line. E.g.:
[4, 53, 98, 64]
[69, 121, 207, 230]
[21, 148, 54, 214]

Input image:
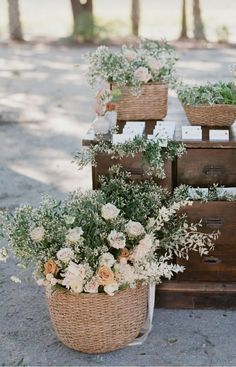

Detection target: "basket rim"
[47, 284, 146, 300]
[182, 103, 236, 108]
[111, 81, 168, 88]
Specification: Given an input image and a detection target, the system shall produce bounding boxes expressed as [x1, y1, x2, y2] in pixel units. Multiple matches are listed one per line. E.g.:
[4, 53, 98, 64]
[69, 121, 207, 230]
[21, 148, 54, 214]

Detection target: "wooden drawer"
[177, 148, 236, 186]
[92, 153, 172, 191]
[177, 201, 236, 282]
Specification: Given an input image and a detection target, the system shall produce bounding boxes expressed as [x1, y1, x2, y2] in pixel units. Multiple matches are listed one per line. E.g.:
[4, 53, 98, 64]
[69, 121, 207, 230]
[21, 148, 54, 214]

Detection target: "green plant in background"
[216, 25, 230, 43]
[177, 81, 236, 106]
[74, 136, 186, 179]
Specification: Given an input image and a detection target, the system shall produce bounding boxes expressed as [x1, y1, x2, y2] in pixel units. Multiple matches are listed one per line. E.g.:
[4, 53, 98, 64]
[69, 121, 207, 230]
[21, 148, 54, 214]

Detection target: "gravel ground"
[0, 43, 236, 366]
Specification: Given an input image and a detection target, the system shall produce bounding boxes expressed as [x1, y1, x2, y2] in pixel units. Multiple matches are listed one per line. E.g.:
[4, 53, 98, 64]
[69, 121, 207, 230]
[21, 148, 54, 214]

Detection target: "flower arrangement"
[0, 169, 218, 296]
[86, 38, 177, 96]
[75, 136, 186, 179]
[177, 81, 236, 106]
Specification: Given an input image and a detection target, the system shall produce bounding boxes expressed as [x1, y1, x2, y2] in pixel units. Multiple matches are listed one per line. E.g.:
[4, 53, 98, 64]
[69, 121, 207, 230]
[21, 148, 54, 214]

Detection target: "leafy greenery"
[74, 136, 186, 179]
[177, 81, 236, 106]
[86, 38, 177, 95]
[175, 184, 236, 202]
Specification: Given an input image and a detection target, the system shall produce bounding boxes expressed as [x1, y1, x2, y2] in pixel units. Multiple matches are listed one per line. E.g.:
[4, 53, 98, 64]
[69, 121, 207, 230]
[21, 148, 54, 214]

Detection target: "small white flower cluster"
[86, 39, 177, 95]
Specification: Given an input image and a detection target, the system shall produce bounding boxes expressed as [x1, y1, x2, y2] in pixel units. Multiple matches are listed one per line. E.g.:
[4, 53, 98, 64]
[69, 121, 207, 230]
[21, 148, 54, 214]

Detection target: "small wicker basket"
[113, 83, 168, 121]
[183, 104, 236, 127]
[47, 285, 148, 354]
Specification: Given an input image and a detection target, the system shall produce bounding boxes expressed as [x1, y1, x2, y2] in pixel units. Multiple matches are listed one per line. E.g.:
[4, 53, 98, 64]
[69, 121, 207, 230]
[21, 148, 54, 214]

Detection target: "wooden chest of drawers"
[83, 120, 236, 308]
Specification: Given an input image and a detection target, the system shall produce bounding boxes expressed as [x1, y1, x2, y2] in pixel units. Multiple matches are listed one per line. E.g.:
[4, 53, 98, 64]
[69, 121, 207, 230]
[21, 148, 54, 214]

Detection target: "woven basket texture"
[115, 83, 168, 121]
[183, 104, 236, 126]
[47, 285, 148, 354]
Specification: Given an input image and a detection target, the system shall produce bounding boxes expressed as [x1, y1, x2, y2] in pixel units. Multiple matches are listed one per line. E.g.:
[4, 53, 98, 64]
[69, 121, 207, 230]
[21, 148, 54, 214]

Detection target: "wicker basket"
[47, 285, 148, 354]
[183, 104, 236, 126]
[114, 83, 168, 121]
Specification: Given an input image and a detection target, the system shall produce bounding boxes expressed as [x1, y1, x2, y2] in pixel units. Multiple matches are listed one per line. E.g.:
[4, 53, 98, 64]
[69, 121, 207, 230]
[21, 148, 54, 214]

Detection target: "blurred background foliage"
[0, 0, 235, 44]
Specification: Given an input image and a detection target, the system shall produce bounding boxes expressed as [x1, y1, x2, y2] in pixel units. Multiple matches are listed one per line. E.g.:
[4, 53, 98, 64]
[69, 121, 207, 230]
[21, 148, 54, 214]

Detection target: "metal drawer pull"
[203, 165, 226, 176]
[204, 217, 224, 228]
[127, 168, 144, 177]
[203, 256, 221, 265]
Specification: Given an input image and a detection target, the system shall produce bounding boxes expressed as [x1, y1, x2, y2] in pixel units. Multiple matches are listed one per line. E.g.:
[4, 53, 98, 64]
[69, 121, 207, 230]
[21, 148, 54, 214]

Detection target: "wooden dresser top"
[82, 120, 236, 149]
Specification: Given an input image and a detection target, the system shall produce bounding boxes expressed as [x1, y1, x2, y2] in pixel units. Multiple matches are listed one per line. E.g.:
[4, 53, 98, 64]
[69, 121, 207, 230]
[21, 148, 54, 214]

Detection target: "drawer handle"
[204, 217, 224, 228]
[202, 256, 221, 265]
[127, 168, 144, 177]
[203, 165, 225, 176]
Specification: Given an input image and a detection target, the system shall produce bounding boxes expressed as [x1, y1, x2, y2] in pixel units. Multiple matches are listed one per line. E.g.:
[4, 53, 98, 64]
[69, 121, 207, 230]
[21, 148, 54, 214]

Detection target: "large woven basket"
[183, 104, 236, 126]
[47, 285, 148, 354]
[114, 83, 168, 121]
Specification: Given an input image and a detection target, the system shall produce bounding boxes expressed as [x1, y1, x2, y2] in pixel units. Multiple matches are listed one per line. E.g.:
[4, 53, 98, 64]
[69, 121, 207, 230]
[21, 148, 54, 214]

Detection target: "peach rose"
[119, 247, 130, 259]
[44, 259, 58, 276]
[97, 265, 115, 286]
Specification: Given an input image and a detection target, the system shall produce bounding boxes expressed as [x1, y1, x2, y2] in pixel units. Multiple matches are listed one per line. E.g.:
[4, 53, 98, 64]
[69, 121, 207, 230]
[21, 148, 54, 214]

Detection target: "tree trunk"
[193, 0, 206, 40]
[179, 0, 188, 40]
[70, 0, 94, 41]
[8, 0, 23, 41]
[131, 0, 140, 37]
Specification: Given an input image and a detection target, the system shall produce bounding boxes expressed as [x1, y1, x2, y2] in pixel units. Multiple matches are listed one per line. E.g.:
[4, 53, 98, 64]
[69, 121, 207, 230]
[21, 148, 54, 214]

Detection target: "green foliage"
[178, 81, 236, 106]
[85, 39, 178, 94]
[74, 137, 186, 179]
[99, 166, 169, 224]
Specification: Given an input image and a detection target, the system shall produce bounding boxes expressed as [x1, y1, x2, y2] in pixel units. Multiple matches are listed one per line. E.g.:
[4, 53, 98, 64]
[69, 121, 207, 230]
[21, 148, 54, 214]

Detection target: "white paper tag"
[112, 133, 136, 144]
[216, 187, 236, 196]
[188, 187, 208, 199]
[209, 130, 229, 141]
[182, 126, 202, 141]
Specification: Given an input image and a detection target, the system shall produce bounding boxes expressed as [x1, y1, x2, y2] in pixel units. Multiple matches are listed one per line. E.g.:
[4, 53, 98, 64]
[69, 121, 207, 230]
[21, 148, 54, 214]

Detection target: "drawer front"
[177, 149, 236, 186]
[92, 153, 172, 191]
[177, 201, 236, 281]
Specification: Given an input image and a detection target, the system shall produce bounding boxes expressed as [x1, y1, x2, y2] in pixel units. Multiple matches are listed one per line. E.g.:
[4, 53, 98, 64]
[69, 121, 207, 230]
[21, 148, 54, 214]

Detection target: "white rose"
[104, 282, 119, 296]
[67, 261, 86, 279]
[30, 226, 45, 242]
[66, 227, 83, 244]
[107, 230, 126, 249]
[99, 252, 116, 267]
[139, 234, 153, 250]
[114, 262, 136, 285]
[0, 248, 8, 262]
[131, 235, 153, 262]
[134, 67, 151, 83]
[125, 221, 145, 238]
[69, 277, 83, 293]
[101, 203, 120, 221]
[84, 277, 99, 293]
[123, 48, 137, 62]
[57, 247, 74, 263]
[146, 56, 161, 71]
